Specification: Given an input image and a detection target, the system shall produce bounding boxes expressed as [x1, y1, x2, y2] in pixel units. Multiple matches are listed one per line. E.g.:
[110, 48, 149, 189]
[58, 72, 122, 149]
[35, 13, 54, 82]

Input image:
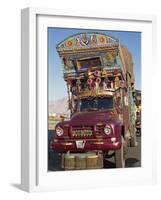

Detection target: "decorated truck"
[51, 32, 137, 168]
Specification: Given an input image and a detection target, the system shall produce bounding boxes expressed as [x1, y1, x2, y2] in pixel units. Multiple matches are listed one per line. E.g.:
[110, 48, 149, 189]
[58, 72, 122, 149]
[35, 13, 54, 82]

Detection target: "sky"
[48, 28, 141, 102]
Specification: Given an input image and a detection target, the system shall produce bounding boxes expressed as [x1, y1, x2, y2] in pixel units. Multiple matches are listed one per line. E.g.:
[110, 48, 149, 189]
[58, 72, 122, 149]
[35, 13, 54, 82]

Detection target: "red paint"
[67, 40, 72, 46]
[52, 110, 123, 153]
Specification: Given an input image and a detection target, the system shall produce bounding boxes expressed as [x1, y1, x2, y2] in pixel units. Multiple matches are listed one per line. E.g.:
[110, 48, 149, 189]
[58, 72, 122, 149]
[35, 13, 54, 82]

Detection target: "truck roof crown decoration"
[55, 32, 135, 109]
[56, 32, 119, 53]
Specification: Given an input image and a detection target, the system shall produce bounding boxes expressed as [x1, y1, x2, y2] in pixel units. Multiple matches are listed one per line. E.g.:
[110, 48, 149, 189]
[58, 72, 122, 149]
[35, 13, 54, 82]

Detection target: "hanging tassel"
[87, 78, 94, 90]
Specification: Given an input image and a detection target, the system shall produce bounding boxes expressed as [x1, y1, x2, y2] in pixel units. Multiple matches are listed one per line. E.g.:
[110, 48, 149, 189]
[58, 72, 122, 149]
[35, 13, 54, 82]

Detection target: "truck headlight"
[55, 126, 64, 136]
[104, 125, 111, 135]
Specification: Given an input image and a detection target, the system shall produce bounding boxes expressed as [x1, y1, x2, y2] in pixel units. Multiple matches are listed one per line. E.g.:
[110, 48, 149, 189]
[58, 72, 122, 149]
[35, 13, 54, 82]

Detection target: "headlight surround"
[55, 126, 64, 136]
[104, 125, 112, 135]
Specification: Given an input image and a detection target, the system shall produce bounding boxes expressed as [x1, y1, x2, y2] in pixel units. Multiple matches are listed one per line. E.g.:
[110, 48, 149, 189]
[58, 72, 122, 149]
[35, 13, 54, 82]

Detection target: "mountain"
[49, 96, 69, 115]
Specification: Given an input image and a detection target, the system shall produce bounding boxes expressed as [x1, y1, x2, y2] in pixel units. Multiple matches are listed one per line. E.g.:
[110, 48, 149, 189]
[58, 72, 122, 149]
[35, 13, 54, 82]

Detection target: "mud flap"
[115, 136, 126, 168]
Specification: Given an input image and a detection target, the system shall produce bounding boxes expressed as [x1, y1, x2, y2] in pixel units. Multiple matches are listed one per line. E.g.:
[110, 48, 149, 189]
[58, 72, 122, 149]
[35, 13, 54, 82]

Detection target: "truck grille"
[95, 125, 104, 134]
[72, 126, 93, 137]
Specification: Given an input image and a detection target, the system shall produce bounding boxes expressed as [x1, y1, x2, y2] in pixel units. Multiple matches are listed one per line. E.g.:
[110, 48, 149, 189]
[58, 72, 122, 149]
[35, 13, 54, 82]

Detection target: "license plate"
[76, 140, 86, 149]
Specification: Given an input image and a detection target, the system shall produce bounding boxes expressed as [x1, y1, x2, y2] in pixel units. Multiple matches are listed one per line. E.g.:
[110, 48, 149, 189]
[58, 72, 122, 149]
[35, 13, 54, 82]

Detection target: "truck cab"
[54, 94, 123, 149]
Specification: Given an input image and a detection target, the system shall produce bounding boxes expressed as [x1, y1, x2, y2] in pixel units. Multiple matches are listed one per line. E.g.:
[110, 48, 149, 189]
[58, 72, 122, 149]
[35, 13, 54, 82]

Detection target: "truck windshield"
[80, 97, 113, 112]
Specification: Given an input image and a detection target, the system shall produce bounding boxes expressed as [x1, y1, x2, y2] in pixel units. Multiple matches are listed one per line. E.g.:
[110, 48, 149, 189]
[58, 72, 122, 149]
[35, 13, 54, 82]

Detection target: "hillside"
[49, 96, 69, 115]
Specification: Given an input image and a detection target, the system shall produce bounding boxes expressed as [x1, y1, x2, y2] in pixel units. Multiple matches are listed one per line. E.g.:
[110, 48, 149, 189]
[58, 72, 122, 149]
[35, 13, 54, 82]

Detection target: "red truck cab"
[53, 95, 123, 152]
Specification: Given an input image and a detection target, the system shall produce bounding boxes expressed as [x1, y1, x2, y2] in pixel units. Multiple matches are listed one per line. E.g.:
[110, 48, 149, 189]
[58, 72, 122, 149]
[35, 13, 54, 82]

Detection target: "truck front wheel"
[115, 136, 126, 168]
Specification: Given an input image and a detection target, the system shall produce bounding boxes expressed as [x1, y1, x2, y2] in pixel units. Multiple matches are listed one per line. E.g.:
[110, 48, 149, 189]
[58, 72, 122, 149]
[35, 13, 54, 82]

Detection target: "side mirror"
[60, 115, 66, 122]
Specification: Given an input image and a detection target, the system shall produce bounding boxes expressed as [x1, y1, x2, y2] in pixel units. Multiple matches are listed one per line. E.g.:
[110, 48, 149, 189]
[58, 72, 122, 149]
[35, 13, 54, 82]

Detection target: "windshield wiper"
[81, 108, 98, 112]
[87, 108, 98, 111]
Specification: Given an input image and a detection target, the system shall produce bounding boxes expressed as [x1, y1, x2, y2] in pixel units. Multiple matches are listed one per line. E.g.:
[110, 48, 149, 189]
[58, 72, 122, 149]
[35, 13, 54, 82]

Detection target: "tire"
[115, 136, 126, 168]
[130, 125, 138, 147]
[130, 134, 138, 147]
